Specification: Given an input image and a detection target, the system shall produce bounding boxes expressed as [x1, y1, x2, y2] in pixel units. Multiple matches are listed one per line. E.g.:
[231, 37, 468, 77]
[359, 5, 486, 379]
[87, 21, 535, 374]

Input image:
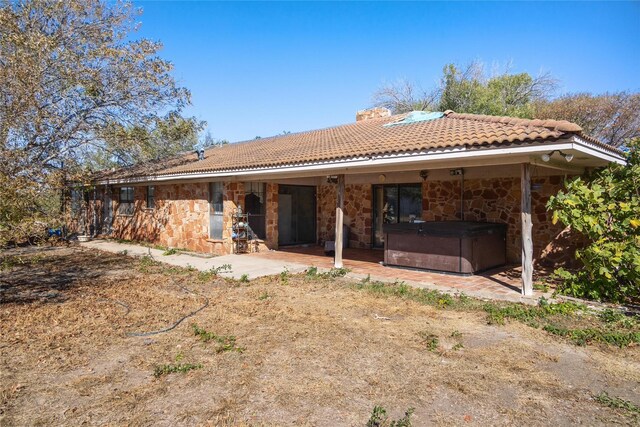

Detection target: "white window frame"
[209, 182, 224, 239]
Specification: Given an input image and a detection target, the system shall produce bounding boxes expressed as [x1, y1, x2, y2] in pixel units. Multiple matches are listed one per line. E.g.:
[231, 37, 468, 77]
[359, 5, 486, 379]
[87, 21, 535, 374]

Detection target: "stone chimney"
[356, 107, 391, 122]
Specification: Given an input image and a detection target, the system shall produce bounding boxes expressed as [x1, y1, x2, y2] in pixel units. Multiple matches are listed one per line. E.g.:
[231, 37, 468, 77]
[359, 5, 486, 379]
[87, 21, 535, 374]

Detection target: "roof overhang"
[97, 136, 625, 186]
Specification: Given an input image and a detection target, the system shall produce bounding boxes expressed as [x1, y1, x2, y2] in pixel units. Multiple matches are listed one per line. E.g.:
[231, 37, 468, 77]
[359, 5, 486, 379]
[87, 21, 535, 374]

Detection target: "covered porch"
[264, 160, 578, 298]
[93, 110, 625, 298]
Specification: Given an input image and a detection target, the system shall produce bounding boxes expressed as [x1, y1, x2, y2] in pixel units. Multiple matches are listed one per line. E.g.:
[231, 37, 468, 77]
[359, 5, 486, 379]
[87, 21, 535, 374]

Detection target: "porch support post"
[521, 163, 533, 296]
[334, 174, 345, 268]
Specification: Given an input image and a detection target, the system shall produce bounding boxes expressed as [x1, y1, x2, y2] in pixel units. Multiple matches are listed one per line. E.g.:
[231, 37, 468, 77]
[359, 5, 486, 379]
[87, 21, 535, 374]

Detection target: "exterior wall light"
[419, 170, 429, 181]
[542, 150, 573, 163]
[326, 175, 338, 184]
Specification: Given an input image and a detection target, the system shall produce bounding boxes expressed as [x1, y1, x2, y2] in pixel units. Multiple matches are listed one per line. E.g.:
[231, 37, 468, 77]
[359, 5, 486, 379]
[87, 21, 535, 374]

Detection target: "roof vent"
[196, 149, 205, 161]
[383, 111, 444, 127]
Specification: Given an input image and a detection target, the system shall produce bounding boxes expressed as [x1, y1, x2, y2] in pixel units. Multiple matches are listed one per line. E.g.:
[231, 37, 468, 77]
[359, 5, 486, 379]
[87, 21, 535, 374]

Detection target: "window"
[398, 185, 422, 222]
[373, 183, 422, 247]
[209, 182, 224, 239]
[118, 187, 134, 216]
[147, 186, 155, 209]
[244, 182, 266, 240]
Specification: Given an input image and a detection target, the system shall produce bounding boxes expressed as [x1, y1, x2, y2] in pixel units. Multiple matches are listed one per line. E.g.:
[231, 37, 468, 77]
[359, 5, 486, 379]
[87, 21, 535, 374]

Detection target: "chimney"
[356, 107, 391, 122]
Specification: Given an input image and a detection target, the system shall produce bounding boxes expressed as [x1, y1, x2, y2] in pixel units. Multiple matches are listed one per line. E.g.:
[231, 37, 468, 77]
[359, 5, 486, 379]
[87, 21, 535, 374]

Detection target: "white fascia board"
[571, 136, 626, 165]
[98, 140, 621, 186]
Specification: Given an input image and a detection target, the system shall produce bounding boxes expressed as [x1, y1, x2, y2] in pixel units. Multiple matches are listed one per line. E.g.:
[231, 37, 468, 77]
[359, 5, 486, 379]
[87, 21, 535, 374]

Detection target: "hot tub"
[383, 221, 507, 274]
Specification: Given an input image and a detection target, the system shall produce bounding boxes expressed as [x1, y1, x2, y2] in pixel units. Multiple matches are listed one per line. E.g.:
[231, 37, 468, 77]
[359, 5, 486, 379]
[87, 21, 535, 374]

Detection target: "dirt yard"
[1, 247, 639, 426]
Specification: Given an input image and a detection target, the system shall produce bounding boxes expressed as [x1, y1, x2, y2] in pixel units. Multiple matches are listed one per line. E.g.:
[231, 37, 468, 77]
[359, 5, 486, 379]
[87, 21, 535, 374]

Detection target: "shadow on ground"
[0, 247, 134, 304]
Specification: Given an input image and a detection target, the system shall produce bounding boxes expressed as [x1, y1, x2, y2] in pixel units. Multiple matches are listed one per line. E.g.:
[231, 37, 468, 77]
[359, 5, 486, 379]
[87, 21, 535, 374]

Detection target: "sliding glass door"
[372, 184, 422, 248]
[278, 185, 316, 246]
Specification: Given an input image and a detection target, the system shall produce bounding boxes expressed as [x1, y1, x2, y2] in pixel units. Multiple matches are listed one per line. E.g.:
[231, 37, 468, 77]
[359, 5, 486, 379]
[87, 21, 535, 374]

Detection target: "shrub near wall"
[548, 139, 640, 303]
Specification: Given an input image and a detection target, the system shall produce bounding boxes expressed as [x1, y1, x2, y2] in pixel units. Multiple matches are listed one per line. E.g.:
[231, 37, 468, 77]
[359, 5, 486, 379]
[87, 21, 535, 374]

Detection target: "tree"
[371, 79, 438, 113]
[0, 0, 202, 244]
[372, 61, 557, 117]
[90, 113, 205, 170]
[547, 139, 640, 303]
[199, 130, 228, 150]
[534, 92, 640, 148]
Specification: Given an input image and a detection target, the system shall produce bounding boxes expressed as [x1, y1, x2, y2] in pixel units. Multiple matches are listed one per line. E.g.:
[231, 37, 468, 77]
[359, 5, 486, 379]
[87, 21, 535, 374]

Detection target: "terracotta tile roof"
[92, 152, 198, 181]
[100, 111, 620, 179]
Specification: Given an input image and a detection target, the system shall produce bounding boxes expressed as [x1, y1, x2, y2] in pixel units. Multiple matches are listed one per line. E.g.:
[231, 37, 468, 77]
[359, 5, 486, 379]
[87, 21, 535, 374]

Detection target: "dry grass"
[1, 247, 639, 426]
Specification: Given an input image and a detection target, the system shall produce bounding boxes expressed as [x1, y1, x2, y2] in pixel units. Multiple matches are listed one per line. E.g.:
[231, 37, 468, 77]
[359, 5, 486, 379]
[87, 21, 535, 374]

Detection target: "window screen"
[118, 187, 134, 216]
[209, 182, 224, 239]
[147, 186, 155, 209]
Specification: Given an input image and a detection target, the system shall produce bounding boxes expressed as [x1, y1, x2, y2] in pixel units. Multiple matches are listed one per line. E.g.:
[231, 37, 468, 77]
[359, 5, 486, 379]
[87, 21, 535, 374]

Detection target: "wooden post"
[521, 163, 533, 296]
[334, 174, 345, 268]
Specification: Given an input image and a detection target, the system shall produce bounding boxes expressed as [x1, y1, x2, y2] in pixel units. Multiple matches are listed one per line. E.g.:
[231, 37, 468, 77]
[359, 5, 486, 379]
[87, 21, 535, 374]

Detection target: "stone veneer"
[88, 176, 581, 266]
[265, 183, 279, 249]
[110, 183, 211, 253]
[94, 181, 279, 256]
[422, 176, 583, 265]
[316, 177, 581, 266]
[317, 184, 373, 249]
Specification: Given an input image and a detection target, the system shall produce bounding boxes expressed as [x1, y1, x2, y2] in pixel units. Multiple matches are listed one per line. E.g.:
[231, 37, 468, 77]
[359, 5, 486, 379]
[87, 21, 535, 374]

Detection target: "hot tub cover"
[383, 221, 507, 238]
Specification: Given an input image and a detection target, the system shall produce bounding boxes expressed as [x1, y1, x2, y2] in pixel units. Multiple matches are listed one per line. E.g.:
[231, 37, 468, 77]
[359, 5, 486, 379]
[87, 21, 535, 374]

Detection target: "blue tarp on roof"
[383, 111, 445, 127]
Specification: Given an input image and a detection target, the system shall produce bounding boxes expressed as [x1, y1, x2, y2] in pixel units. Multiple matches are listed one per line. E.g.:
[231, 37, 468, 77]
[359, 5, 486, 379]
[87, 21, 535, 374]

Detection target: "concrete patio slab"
[79, 240, 308, 279]
[79, 239, 549, 304]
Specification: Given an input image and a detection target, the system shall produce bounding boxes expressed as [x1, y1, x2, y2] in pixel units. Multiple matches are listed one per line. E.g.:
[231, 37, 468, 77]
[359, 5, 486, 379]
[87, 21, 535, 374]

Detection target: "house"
[81, 108, 625, 295]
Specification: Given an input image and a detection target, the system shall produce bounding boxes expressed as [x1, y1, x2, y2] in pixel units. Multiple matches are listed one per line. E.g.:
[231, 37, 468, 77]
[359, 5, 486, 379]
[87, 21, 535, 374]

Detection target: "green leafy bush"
[595, 391, 640, 419]
[366, 405, 414, 427]
[192, 323, 245, 353]
[417, 331, 439, 352]
[305, 266, 350, 280]
[153, 362, 202, 378]
[547, 139, 640, 303]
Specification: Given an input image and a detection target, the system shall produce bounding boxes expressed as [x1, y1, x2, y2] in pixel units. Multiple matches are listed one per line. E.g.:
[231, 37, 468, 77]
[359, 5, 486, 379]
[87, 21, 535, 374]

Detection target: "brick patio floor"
[248, 246, 549, 304]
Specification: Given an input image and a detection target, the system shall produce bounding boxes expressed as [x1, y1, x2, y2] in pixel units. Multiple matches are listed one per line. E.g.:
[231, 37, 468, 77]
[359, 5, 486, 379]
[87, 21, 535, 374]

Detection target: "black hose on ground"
[126, 278, 210, 337]
[125, 249, 210, 337]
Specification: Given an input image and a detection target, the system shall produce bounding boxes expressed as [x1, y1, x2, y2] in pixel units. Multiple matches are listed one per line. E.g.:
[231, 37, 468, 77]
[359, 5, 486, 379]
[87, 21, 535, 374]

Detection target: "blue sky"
[134, 1, 640, 142]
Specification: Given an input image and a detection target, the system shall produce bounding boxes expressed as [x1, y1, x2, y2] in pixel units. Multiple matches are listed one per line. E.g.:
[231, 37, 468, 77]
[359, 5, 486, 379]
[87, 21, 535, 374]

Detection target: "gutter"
[96, 138, 626, 186]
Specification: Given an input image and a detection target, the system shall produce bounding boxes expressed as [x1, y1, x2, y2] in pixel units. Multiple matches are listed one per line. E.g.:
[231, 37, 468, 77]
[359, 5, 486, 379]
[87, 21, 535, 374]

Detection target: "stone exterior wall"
[87, 174, 581, 266]
[315, 176, 581, 266]
[94, 181, 277, 256]
[317, 184, 373, 249]
[110, 183, 211, 253]
[356, 107, 391, 122]
[265, 183, 279, 249]
[423, 176, 582, 266]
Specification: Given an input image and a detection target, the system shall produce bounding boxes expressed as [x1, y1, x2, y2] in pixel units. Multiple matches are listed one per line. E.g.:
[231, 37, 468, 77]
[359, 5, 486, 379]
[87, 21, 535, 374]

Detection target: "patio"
[249, 246, 548, 303]
[82, 239, 547, 303]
